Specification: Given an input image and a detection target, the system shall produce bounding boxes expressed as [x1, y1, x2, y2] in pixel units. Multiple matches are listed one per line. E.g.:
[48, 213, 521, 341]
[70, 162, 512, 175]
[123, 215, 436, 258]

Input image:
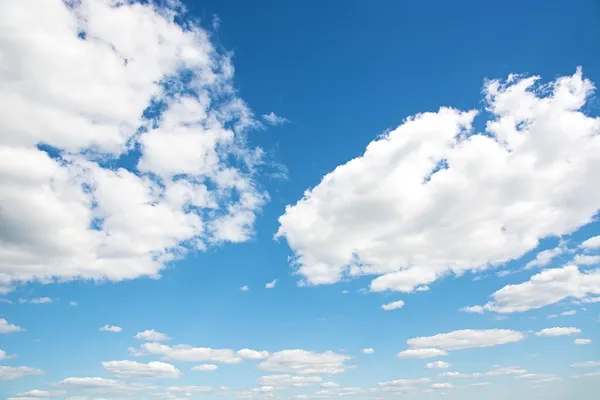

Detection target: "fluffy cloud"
[431, 383, 453, 389]
[265, 279, 277, 289]
[259, 375, 323, 387]
[581, 236, 600, 249]
[276, 69, 600, 292]
[102, 360, 180, 378]
[133, 342, 244, 364]
[191, 363, 218, 371]
[11, 390, 65, 398]
[381, 300, 405, 311]
[574, 254, 600, 265]
[0, 0, 267, 293]
[378, 378, 431, 388]
[241, 285, 250, 292]
[0, 366, 43, 380]
[133, 329, 170, 342]
[18, 297, 53, 304]
[397, 349, 448, 359]
[99, 325, 122, 333]
[0, 349, 15, 360]
[58, 377, 155, 395]
[535, 327, 581, 337]
[426, 361, 450, 369]
[0, 318, 23, 334]
[441, 366, 526, 379]
[262, 112, 289, 126]
[477, 265, 600, 313]
[258, 350, 351, 375]
[238, 349, 270, 360]
[405, 329, 524, 351]
[575, 338, 592, 345]
[361, 348, 374, 354]
[524, 247, 564, 270]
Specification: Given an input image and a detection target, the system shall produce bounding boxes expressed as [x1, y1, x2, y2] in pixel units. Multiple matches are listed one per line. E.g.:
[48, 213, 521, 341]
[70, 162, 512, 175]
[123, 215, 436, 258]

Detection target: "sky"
[1, 0, 600, 399]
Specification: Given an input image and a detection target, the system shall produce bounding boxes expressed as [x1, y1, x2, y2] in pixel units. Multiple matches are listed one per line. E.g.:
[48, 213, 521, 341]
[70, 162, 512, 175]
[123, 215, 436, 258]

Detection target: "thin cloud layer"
[276, 69, 600, 292]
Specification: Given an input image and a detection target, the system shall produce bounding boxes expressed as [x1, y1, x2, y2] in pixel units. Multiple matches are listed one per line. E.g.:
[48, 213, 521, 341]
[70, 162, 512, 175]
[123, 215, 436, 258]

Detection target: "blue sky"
[1, 0, 600, 399]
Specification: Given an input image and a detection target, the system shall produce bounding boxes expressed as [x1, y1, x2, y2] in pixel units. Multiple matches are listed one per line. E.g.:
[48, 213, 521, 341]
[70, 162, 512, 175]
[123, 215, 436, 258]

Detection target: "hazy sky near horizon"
[1, 1, 600, 400]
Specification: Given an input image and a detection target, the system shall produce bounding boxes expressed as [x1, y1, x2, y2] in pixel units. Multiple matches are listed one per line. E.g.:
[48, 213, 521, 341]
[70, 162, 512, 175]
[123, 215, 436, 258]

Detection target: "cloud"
[321, 382, 340, 388]
[524, 247, 564, 270]
[259, 375, 323, 387]
[100, 325, 122, 333]
[581, 235, 600, 249]
[397, 349, 448, 359]
[275, 69, 600, 292]
[575, 338, 592, 345]
[132, 342, 260, 364]
[12, 390, 65, 398]
[18, 297, 53, 304]
[426, 361, 450, 369]
[431, 383, 453, 389]
[58, 377, 155, 395]
[102, 360, 180, 379]
[241, 285, 249, 292]
[0, 349, 15, 360]
[191, 364, 218, 371]
[0, 366, 44, 380]
[258, 350, 351, 375]
[0, 318, 23, 334]
[0, 0, 267, 293]
[134, 329, 170, 342]
[238, 349, 270, 360]
[441, 366, 526, 379]
[574, 254, 600, 265]
[405, 329, 524, 351]
[381, 300, 405, 311]
[479, 265, 600, 313]
[378, 378, 431, 388]
[361, 348, 374, 354]
[471, 382, 491, 387]
[69, 301, 78, 306]
[571, 361, 600, 368]
[535, 327, 581, 337]
[262, 112, 289, 126]
[460, 305, 485, 314]
[265, 279, 277, 289]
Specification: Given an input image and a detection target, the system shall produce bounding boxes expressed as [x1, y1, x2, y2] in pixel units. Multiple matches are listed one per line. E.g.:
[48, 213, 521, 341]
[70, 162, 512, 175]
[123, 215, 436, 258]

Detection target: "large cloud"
[0, 0, 267, 293]
[276, 69, 600, 291]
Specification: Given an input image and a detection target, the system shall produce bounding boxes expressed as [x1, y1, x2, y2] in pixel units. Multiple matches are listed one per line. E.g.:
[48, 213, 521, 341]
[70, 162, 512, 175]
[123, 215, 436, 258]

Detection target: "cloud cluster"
[102, 360, 181, 379]
[258, 350, 351, 375]
[276, 69, 600, 292]
[0, 0, 267, 294]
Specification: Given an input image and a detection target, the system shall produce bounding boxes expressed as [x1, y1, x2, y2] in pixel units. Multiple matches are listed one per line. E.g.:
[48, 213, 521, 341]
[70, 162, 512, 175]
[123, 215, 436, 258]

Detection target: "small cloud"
[192, 364, 218, 371]
[381, 300, 405, 311]
[134, 329, 170, 342]
[341, 290, 350, 294]
[18, 297, 53, 304]
[0, 318, 24, 334]
[561, 310, 577, 316]
[0, 349, 16, 360]
[262, 112, 289, 126]
[240, 285, 249, 292]
[265, 279, 277, 289]
[100, 325, 123, 333]
[69, 301, 78, 306]
[460, 305, 484, 314]
[361, 348, 374, 354]
[575, 338, 592, 345]
[426, 361, 451, 369]
[0, 298, 12, 304]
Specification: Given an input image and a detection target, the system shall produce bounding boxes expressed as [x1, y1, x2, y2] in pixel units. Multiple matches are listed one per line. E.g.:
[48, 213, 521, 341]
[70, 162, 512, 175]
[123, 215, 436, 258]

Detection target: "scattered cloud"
[406, 329, 524, 351]
[18, 297, 53, 304]
[258, 350, 351, 375]
[265, 279, 277, 289]
[535, 327, 581, 337]
[102, 360, 181, 379]
[259, 374, 322, 387]
[574, 254, 600, 266]
[575, 338, 592, 345]
[0, 318, 23, 334]
[524, 247, 564, 270]
[0, 349, 15, 360]
[241, 285, 250, 292]
[133, 329, 170, 342]
[238, 349, 270, 360]
[0, 366, 43, 380]
[571, 361, 600, 368]
[69, 301, 78, 306]
[581, 235, 600, 249]
[426, 361, 451, 369]
[262, 112, 289, 126]
[276, 69, 600, 291]
[431, 383, 453, 390]
[460, 305, 485, 314]
[361, 348, 374, 354]
[132, 342, 244, 364]
[191, 364, 218, 371]
[100, 325, 123, 333]
[397, 349, 448, 359]
[381, 300, 405, 311]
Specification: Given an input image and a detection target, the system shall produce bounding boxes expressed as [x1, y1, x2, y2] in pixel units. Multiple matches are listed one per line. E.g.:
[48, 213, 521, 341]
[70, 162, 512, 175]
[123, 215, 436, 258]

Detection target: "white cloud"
[0, 366, 43, 380]
[275, 69, 600, 292]
[381, 300, 405, 311]
[561, 310, 577, 316]
[133, 329, 170, 342]
[69, 301, 78, 306]
[262, 112, 289, 126]
[426, 361, 450, 369]
[259, 375, 322, 387]
[321, 382, 340, 388]
[581, 235, 600, 249]
[535, 327, 581, 337]
[0, 318, 23, 333]
[361, 348, 374, 354]
[575, 338, 592, 345]
[431, 383, 453, 389]
[12, 390, 65, 398]
[102, 360, 180, 379]
[471, 382, 491, 387]
[480, 265, 600, 313]
[191, 364, 218, 371]
[265, 279, 277, 289]
[571, 361, 600, 368]
[100, 325, 122, 333]
[58, 377, 155, 395]
[162, 385, 214, 397]
[258, 350, 351, 375]
[0, 349, 15, 360]
[460, 305, 484, 314]
[134, 342, 243, 364]
[397, 349, 448, 359]
[0, 0, 267, 292]
[18, 297, 53, 304]
[524, 247, 563, 270]
[241, 285, 249, 292]
[378, 378, 431, 388]
[406, 329, 524, 351]
[574, 254, 600, 265]
[237, 349, 270, 360]
[441, 366, 525, 379]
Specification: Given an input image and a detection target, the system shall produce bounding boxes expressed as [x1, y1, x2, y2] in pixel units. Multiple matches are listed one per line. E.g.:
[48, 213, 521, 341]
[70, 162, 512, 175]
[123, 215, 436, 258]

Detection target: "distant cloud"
[381, 300, 405, 311]
[265, 279, 277, 289]
[102, 360, 180, 379]
[535, 327, 581, 337]
[134, 329, 170, 342]
[240, 285, 249, 292]
[361, 348, 374, 354]
[100, 325, 123, 333]
[0, 318, 23, 334]
[575, 338, 592, 345]
[192, 364, 218, 371]
[262, 112, 289, 126]
[18, 297, 53, 304]
[0, 366, 43, 380]
[69, 301, 78, 306]
[426, 361, 450, 369]
[0, 349, 15, 360]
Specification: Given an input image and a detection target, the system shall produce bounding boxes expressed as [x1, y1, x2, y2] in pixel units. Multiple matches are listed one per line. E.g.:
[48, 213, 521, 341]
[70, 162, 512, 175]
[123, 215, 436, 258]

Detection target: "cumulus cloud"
[397, 349, 448, 359]
[0, 0, 268, 293]
[237, 349, 270, 360]
[431, 383, 453, 389]
[265, 279, 277, 289]
[361, 348, 374, 354]
[478, 265, 600, 313]
[241, 285, 249, 292]
[405, 329, 524, 351]
[524, 247, 564, 270]
[102, 360, 180, 378]
[58, 377, 155, 395]
[0, 349, 15, 360]
[574, 254, 600, 266]
[535, 327, 581, 337]
[191, 364, 218, 371]
[259, 375, 323, 387]
[581, 235, 600, 249]
[381, 300, 405, 311]
[0, 318, 23, 334]
[426, 361, 450, 369]
[100, 325, 122, 333]
[575, 338, 592, 345]
[0, 366, 43, 380]
[132, 342, 244, 364]
[12, 390, 65, 398]
[133, 329, 170, 342]
[262, 112, 289, 126]
[258, 350, 351, 375]
[276, 69, 600, 292]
